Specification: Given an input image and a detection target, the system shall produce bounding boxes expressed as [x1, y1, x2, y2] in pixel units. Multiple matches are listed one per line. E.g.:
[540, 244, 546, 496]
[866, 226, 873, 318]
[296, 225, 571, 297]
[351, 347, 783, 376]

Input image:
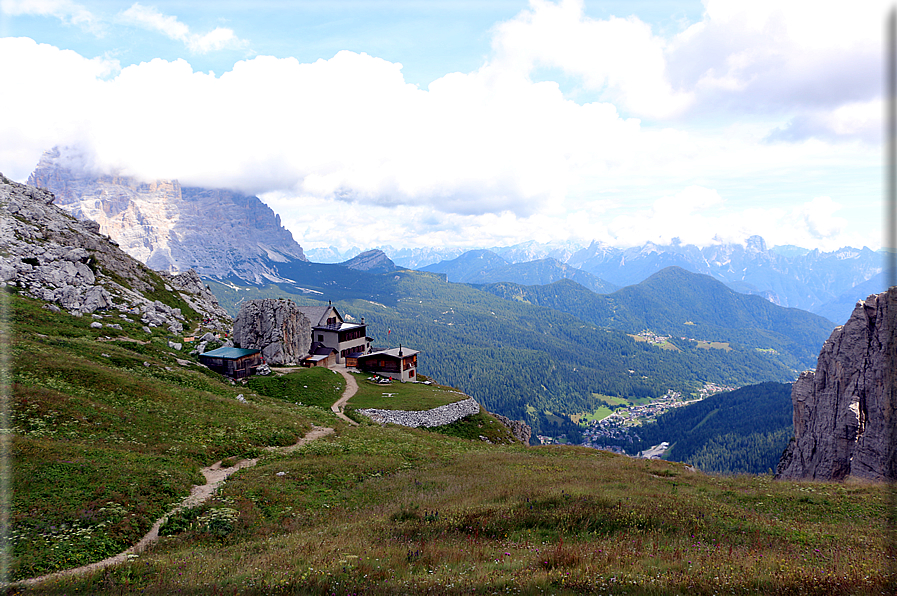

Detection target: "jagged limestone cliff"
[776, 287, 896, 481]
[28, 147, 306, 284]
[0, 172, 231, 332]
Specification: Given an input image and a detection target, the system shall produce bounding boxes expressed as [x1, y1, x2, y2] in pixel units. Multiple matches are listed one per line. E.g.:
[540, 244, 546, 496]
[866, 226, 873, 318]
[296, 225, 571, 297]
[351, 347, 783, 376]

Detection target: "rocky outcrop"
[356, 397, 480, 428]
[492, 413, 533, 445]
[776, 288, 897, 481]
[0, 173, 230, 331]
[28, 147, 307, 283]
[232, 299, 312, 365]
[338, 249, 398, 274]
[160, 269, 230, 330]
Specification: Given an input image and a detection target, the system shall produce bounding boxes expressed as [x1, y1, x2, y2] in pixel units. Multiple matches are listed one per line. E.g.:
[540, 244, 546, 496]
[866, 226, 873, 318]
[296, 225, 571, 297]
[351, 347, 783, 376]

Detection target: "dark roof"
[200, 347, 261, 359]
[358, 347, 420, 361]
[313, 322, 365, 332]
[309, 342, 336, 356]
[295, 305, 344, 327]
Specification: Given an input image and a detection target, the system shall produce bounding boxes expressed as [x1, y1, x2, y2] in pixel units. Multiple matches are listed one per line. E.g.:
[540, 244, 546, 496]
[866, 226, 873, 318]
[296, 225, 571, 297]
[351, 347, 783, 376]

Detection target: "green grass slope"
[8, 291, 338, 581]
[39, 423, 890, 595]
[8, 288, 518, 582]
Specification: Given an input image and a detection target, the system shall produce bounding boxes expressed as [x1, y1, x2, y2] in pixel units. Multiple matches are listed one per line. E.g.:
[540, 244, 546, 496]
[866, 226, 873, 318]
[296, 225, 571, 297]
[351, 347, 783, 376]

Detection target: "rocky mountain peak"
[776, 288, 897, 481]
[1, 173, 231, 332]
[27, 147, 307, 284]
[338, 249, 397, 273]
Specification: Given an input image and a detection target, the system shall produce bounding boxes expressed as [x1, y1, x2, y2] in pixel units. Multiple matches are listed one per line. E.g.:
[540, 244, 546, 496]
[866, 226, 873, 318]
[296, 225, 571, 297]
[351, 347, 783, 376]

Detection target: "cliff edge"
[776, 287, 896, 481]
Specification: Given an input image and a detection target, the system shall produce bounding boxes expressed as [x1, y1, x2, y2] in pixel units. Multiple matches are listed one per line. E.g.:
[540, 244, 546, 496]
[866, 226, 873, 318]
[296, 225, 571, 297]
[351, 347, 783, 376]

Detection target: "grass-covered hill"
[208, 266, 831, 440]
[6, 287, 513, 583]
[6, 287, 891, 594]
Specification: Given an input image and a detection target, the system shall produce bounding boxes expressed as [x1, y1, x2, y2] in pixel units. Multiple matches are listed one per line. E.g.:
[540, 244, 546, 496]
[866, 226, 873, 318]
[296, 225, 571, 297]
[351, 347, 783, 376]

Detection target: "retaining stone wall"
[356, 397, 480, 428]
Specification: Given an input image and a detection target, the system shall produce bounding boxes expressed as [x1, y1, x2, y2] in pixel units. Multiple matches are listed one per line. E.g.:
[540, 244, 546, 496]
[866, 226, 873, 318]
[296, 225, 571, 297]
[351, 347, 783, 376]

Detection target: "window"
[318, 335, 323, 342]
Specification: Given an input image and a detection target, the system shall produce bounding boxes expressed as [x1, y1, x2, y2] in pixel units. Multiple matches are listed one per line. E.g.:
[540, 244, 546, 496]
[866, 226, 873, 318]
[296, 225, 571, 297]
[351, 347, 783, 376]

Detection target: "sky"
[0, 0, 887, 252]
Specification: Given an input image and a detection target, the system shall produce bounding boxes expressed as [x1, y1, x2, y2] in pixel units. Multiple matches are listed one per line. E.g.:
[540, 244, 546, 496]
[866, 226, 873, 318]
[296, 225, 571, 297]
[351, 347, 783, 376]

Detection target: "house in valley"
[357, 345, 419, 382]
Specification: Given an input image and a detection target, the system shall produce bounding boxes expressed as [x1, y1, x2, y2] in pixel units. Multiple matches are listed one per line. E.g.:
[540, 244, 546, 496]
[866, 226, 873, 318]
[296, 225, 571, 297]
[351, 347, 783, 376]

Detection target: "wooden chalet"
[356, 345, 419, 382]
[198, 347, 263, 379]
[301, 342, 338, 368]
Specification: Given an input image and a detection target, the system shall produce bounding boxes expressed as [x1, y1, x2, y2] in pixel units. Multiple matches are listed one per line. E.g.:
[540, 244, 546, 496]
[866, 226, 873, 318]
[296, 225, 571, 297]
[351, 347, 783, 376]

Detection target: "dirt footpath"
[16, 425, 335, 588]
[331, 365, 359, 426]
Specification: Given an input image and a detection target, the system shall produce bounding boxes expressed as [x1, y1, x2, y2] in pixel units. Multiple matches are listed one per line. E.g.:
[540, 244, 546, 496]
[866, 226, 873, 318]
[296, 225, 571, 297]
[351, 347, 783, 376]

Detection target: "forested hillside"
[208, 267, 819, 440]
[629, 382, 794, 474]
[482, 267, 836, 371]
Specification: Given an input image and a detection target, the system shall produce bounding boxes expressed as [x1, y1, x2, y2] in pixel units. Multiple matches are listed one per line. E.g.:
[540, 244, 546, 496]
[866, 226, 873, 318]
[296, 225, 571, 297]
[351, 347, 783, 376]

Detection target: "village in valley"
[538, 380, 739, 455]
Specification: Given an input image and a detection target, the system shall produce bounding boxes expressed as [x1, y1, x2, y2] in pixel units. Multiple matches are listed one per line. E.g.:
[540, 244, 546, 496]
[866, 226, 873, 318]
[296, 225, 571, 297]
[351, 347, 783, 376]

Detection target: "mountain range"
[28, 147, 307, 283]
[414, 240, 885, 323]
[24, 151, 884, 325]
[203, 256, 835, 440]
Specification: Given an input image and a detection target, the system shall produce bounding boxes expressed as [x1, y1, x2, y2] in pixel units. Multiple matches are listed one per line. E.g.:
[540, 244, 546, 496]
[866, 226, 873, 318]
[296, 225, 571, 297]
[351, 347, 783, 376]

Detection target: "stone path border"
[13, 425, 335, 588]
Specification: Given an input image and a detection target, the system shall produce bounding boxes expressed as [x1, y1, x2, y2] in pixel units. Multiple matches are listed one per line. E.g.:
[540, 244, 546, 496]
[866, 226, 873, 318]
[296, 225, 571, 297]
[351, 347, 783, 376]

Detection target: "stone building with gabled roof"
[296, 302, 372, 365]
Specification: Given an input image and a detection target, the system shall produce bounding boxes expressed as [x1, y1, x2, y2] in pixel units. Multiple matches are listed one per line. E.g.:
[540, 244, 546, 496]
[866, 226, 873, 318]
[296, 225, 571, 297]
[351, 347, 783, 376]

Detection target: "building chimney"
[398, 344, 403, 357]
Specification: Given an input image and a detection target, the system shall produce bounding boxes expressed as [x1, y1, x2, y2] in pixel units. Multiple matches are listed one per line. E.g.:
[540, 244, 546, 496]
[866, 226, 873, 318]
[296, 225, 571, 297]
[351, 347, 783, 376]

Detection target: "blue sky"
[0, 0, 886, 251]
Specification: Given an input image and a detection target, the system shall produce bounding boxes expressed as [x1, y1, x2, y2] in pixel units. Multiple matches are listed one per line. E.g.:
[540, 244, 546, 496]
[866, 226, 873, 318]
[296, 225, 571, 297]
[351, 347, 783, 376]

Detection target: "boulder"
[232, 298, 312, 365]
[776, 288, 897, 481]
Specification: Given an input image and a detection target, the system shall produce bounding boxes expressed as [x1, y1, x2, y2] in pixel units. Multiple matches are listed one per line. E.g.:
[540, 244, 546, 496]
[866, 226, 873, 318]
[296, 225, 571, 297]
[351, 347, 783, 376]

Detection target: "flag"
[388, 328, 391, 335]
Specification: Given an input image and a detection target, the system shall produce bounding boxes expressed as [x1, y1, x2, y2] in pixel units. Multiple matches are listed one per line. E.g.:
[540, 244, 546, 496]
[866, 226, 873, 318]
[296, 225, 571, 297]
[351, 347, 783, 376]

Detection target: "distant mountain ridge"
[409, 238, 884, 322]
[28, 147, 307, 284]
[483, 266, 836, 371]
[566, 236, 883, 320]
[422, 249, 618, 294]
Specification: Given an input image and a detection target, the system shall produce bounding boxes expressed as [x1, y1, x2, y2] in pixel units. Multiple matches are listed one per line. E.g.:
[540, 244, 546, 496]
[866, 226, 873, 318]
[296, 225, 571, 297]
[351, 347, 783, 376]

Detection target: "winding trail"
[16, 425, 335, 588]
[331, 365, 359, 426]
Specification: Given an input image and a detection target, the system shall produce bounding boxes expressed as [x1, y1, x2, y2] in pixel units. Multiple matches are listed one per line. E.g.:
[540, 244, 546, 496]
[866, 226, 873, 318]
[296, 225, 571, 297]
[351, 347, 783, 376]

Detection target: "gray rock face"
[0, 173, 232, 330]
[357, 397, 480, 428]
[160, 269, 230, 331]
[28, 147, 307, 283]
[232, 299, 312, 365]
[492, 413, 533, 445]
[776, 288, 897, 481]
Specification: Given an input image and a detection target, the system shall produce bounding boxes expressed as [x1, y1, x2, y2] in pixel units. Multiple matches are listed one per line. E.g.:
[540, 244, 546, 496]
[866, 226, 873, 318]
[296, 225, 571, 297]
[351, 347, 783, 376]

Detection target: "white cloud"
[490, 0, 693, 119]
[117, 3, 247, 54]
[1, 0, 102, 34]
[0, 1, 882, 252]
[669, 0, 884, 126]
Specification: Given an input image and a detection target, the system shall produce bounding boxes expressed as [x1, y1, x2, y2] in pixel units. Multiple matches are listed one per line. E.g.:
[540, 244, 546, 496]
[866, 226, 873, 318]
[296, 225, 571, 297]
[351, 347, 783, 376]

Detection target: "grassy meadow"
[7, 289, 895, 594]
[348, 373, 470, 411]
[34, 424, 892, 595]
